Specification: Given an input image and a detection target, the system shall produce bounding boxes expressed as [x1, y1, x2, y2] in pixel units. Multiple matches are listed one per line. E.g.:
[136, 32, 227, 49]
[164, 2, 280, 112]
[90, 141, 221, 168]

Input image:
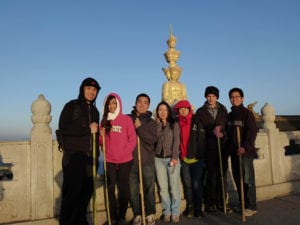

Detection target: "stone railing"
[0, 96, 299, 224]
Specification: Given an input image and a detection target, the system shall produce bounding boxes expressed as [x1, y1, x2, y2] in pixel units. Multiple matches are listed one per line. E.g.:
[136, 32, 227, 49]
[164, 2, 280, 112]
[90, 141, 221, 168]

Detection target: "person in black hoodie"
[227, 87, 258, 217]
[58, 77, 101, 225]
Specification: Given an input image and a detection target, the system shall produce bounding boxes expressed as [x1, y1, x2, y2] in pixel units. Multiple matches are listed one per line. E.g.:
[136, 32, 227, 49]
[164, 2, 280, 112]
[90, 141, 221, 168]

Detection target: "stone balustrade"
[0, 96, 299, 224]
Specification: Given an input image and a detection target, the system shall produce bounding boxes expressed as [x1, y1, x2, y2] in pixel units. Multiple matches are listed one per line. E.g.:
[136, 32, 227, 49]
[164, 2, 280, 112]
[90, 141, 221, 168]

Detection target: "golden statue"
[162, 65, 187, 106]
[164, 32, 180, 68]
[162, 26, 188, 106]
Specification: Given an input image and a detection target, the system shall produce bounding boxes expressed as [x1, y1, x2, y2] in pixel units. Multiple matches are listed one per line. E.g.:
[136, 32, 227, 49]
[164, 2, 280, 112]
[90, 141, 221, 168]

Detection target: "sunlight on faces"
[157, 104, 169, 122]
[108, 97, 117, 113]
[84, 86, 98, 103]
[230, 92, 244, 107]
[178, 107, 189, 117]
[136, 97, 150, 115]
[206, 94, 218, 107]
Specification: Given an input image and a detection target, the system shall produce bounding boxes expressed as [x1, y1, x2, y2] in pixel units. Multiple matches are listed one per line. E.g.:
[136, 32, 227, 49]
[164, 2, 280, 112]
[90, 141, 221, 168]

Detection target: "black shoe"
[182, 204, 193, 217]
[217, 204, 233, 213]
[103, 220, 118, 225]
[194, 210, 204, 219]
[118, 218, 126, 225]
[206, 205, 217, 213]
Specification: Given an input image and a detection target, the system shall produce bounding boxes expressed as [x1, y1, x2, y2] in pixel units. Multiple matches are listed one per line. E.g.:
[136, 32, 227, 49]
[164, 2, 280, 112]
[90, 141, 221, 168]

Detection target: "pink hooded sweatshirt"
[99, 93, 137, 163]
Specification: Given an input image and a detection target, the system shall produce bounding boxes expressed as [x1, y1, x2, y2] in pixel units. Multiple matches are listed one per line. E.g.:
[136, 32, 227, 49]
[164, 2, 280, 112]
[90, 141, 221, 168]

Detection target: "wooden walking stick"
[236, 126, 246, 222]
[102, 134, 111, 225]
[137, 136, 146, 225]
[92, 133, 97, 225]
[217, 137, 227, 214]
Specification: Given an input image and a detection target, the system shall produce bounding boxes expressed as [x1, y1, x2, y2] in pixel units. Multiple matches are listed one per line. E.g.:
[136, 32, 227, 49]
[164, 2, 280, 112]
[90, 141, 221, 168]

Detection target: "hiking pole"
[217, 137, 227, 214]
[137, 136, 146, 225]
[102, 134, 111, 225]
[92, 133, 97, 225]
[237, 126, 246, 222]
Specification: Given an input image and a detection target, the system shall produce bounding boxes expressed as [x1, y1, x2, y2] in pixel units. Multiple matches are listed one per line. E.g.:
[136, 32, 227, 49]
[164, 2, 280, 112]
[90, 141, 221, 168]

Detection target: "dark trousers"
[180, 161, 193, 206]
[129, 163, 156, 216]
[181, 160, 207, 210]
[59, 153, 97, 225]
[231, 154, 257, 210]
[190, 160, 205, 212]
[106, 160, 132, 220]
[204, 148, 229, 207]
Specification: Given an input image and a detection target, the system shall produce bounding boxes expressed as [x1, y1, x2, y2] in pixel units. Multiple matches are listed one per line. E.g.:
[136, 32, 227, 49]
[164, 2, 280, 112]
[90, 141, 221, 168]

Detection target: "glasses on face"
[230, 95, 242, 99]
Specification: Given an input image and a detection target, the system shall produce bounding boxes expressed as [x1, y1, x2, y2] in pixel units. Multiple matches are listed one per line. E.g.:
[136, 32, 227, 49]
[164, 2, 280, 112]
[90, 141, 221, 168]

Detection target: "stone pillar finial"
[261, 102, 276, 129]
[31, 94, 52, 134]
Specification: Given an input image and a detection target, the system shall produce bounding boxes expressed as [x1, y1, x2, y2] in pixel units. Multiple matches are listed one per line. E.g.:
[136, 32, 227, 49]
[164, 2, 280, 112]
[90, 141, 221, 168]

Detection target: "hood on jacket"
[78, 77, 101, 104]
[103, 92, 122, 120]
[174, 100, 192, 113]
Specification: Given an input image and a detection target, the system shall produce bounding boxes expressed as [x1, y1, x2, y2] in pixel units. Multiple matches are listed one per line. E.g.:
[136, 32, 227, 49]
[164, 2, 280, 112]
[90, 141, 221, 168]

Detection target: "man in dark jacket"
[58, 77, 101, 225]
[128, 93, 157, 225]
[227, 87, 258, 217]
[195, 86, 229, 213]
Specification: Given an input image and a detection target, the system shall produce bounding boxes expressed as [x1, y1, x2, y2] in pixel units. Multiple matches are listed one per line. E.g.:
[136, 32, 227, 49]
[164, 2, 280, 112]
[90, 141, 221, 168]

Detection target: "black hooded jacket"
[58, 78, 100, 155]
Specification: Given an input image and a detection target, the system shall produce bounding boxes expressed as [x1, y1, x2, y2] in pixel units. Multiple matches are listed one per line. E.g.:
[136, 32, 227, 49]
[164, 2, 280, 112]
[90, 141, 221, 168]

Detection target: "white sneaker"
[146, 214, 155, 225]
[244, 209, 258, 217]
[133, 215, 141, 225]
[161, 214, 170, 223]
[171, 215, 180, 223]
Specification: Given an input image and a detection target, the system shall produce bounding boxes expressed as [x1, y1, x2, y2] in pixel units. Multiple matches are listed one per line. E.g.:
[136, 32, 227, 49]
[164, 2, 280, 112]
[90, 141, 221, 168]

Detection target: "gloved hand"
[237, 147, 246, 155]
[213, 125, 224, 138]
[183, 157, 199, 164]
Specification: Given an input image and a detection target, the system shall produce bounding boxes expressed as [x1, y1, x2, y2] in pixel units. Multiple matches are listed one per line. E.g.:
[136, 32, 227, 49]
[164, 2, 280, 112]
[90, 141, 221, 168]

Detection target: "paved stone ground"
[155, 193, 300, 225]
[7, 193, 300, 225]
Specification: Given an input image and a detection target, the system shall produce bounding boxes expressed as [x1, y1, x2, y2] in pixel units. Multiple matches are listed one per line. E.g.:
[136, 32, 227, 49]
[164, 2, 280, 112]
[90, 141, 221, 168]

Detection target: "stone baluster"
[261, 103, 289, 184]
[30, 95, 54, 219]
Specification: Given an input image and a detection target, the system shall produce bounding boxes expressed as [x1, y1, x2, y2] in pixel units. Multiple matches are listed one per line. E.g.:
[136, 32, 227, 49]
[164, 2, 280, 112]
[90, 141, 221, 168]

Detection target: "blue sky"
[0, 0, 299, 140]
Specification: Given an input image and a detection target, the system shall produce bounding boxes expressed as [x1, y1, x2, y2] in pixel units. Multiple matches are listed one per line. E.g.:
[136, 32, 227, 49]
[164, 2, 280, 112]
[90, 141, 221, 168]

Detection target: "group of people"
[57, 77, 258, 225]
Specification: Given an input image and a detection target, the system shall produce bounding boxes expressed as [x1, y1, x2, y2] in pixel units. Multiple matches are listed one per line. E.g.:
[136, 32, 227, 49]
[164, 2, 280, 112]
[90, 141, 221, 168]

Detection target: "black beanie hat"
[81, 77, 101, 91]
[78, 77, 101, 102]
[205, 86, 219, 99]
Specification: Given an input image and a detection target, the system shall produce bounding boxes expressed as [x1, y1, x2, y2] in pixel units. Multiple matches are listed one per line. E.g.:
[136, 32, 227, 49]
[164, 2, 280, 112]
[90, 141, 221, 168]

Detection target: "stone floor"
[6, 193, 300, 225]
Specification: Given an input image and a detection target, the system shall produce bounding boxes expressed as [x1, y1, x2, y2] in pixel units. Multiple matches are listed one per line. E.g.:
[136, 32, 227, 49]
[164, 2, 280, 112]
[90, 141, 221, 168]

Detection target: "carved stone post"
[30, 94, 54, 219]
[261, 103, 289, 184]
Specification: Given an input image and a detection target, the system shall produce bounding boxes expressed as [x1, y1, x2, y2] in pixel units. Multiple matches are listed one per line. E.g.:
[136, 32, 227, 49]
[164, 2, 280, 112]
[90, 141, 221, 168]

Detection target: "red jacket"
[174, 100, 193, 160]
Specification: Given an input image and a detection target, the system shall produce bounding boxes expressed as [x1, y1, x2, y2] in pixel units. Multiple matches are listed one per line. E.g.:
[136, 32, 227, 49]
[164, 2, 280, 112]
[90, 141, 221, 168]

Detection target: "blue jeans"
[155, 157, 181, 216]
[129, 163, 156, 216]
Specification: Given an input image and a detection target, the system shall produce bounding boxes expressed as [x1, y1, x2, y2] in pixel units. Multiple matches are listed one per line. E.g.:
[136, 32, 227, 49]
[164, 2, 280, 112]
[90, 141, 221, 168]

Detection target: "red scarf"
[178, 111, 193, 159]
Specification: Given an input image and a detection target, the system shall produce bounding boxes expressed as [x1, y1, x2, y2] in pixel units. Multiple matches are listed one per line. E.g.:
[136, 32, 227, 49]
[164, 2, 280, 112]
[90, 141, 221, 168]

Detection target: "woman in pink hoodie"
[100, 93, 137, 225]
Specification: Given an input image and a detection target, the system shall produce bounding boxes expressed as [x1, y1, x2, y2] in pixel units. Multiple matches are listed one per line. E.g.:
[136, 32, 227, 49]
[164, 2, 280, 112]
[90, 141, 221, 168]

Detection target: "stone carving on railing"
[261, 103, 276, 130]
